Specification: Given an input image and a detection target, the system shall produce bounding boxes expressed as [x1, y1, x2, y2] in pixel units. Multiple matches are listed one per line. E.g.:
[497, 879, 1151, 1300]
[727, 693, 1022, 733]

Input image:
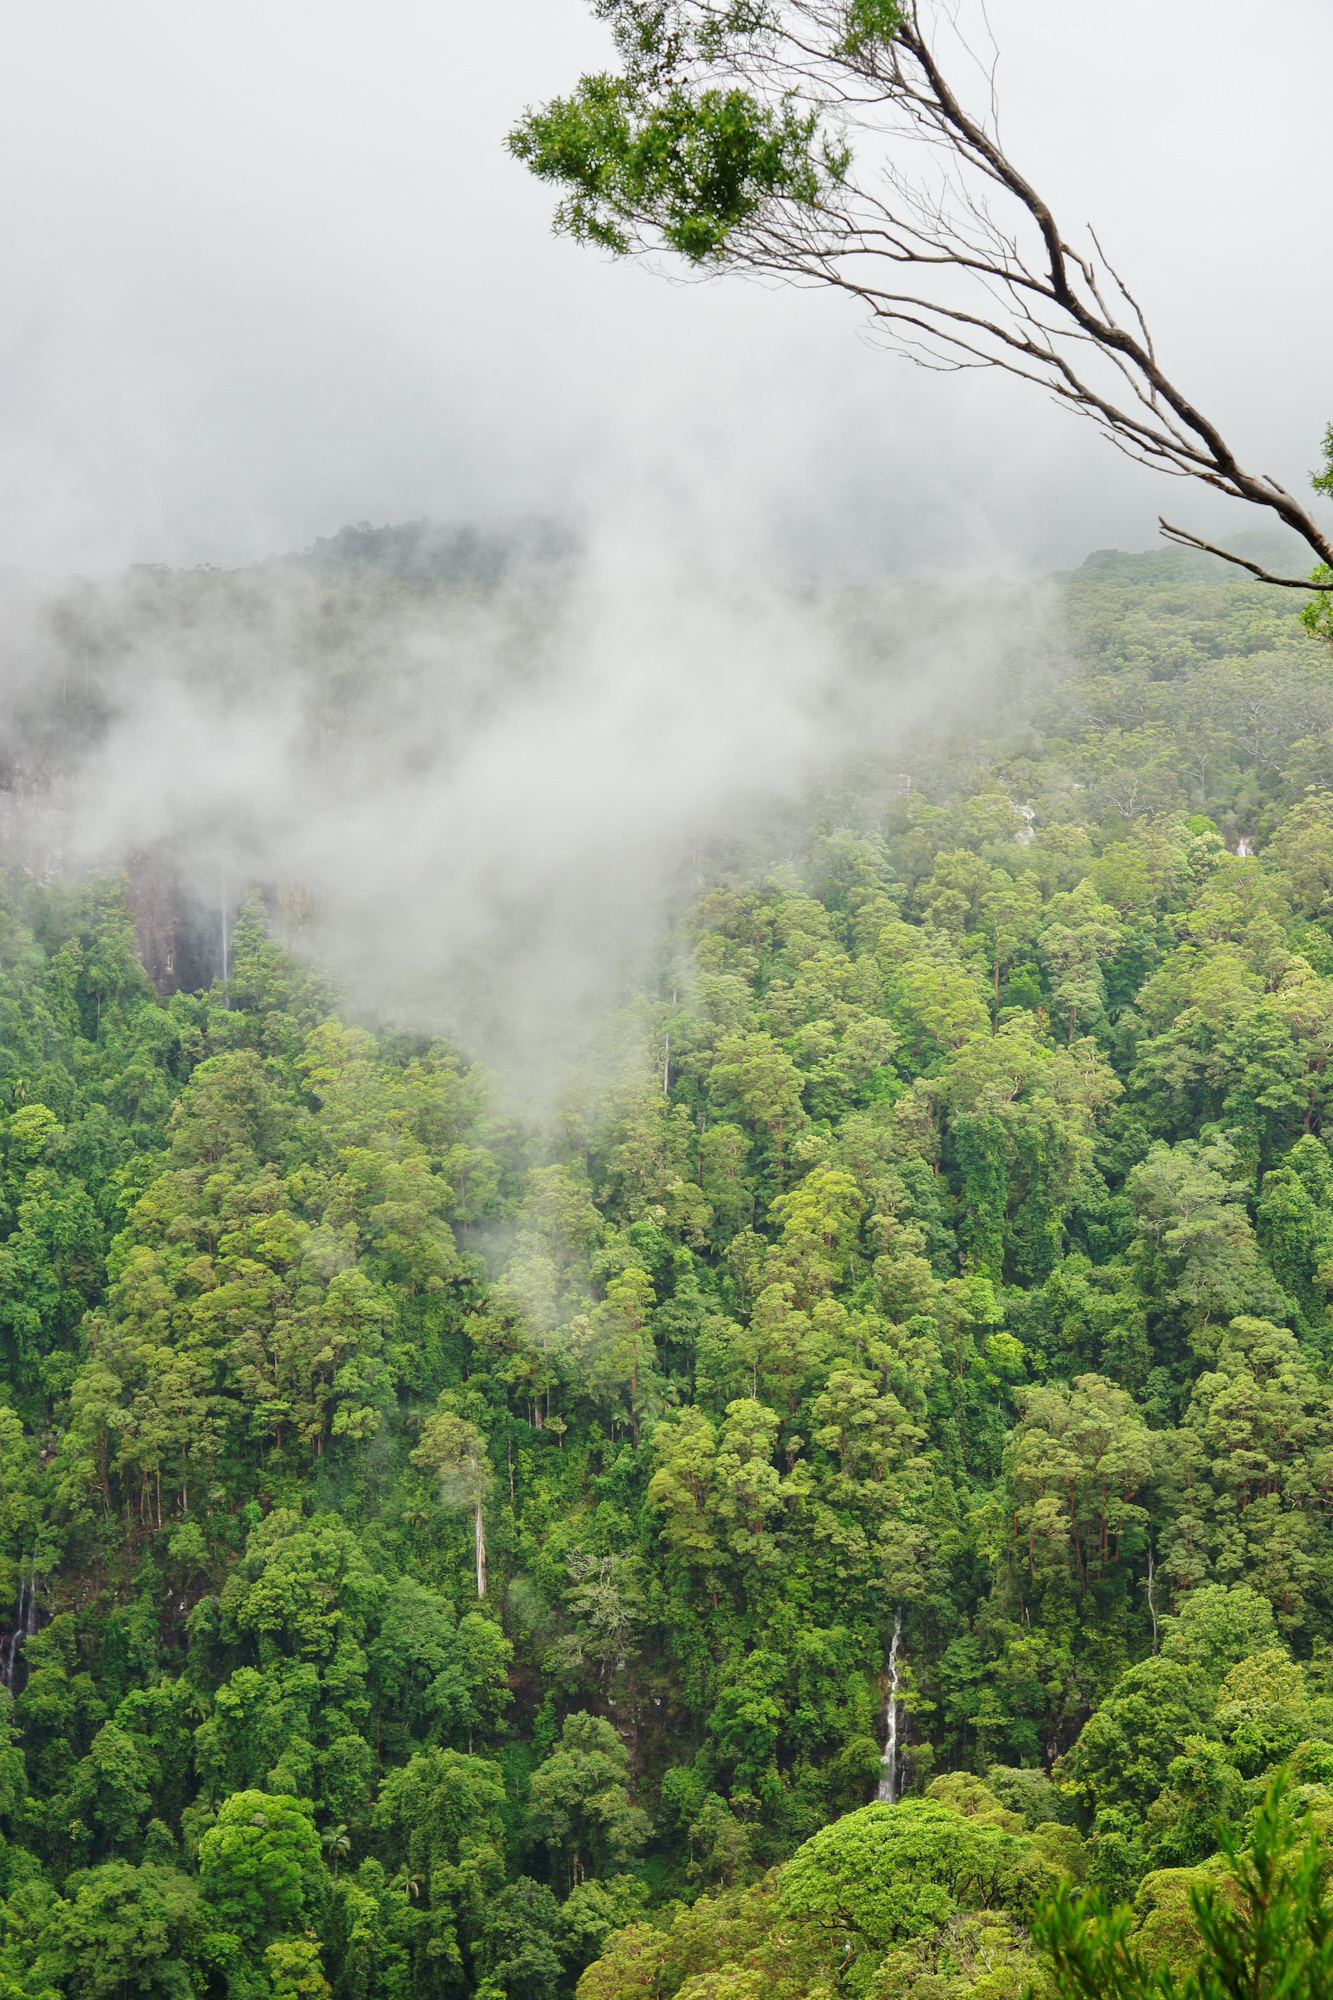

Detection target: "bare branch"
[1158, 521, 1333, 590]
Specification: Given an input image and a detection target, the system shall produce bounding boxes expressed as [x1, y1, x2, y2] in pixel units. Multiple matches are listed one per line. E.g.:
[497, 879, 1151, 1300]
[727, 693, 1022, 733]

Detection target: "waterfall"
[0, 1576, 23, 1691]
[0, 1566, 38, 1693]
[877, 1608, 904, 1804]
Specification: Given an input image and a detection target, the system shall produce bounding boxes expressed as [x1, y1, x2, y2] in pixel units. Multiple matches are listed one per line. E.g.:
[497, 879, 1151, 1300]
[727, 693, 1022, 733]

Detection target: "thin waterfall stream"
[0, 1566, 39, 1693]
[877, 1608, 904, 1803]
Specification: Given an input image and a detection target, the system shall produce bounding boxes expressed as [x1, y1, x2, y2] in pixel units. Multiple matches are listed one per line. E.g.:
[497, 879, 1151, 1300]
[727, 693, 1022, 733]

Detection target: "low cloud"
[0, 511, 1047, 1087]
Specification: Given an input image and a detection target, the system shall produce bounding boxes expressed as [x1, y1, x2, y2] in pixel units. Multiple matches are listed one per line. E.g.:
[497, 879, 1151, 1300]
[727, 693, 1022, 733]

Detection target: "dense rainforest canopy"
[0, 542, 1331, 1996]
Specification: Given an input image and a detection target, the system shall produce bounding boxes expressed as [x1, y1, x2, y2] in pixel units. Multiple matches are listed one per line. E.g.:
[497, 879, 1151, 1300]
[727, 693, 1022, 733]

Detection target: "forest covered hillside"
[0, 544, 1331, 1996]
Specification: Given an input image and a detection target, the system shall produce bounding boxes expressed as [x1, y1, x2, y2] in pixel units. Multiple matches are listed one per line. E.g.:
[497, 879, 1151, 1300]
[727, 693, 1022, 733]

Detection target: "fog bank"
[0, 515, 1047, 1083]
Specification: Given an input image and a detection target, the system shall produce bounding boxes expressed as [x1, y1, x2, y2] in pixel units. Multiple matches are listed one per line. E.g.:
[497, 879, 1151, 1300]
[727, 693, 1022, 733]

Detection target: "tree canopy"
[0, 547, 1328, 1992]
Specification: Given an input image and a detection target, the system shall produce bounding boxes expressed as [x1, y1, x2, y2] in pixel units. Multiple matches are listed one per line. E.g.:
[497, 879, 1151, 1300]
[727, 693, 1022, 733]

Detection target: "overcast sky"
[0, 0, 1329, 577]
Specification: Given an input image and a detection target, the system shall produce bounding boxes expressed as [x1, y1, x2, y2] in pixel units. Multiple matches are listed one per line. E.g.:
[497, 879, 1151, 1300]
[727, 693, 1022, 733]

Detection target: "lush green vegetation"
[0, 547, 1332, 1997]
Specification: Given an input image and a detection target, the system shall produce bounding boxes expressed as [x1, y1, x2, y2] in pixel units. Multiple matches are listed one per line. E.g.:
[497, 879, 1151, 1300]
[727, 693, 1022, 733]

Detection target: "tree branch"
[1157, 521, 1333, 590]
[514, 0, 1333, 580]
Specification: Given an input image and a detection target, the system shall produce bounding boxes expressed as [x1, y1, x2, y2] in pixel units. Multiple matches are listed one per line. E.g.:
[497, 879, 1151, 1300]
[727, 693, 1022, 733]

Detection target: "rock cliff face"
[0, 737, 230, 994]
[0, 807, 231, 994]
[0, 555, 366, 997]
[123, 870, 317, 994]
[123, 863, 228, 994]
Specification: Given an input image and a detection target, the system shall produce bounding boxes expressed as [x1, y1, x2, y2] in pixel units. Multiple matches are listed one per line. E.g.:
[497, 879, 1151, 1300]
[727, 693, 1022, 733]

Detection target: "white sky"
[0, 0, 1329, 575]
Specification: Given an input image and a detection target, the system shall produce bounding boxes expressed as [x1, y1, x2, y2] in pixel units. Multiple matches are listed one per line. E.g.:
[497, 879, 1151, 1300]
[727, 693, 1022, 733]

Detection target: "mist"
[0, 0, 1329, 1084]
[0, 508, 1050, 1086]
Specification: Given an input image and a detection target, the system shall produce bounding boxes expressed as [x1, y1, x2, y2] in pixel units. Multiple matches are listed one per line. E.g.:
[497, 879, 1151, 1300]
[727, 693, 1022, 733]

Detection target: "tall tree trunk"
[473, 1494, 488, 1599]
